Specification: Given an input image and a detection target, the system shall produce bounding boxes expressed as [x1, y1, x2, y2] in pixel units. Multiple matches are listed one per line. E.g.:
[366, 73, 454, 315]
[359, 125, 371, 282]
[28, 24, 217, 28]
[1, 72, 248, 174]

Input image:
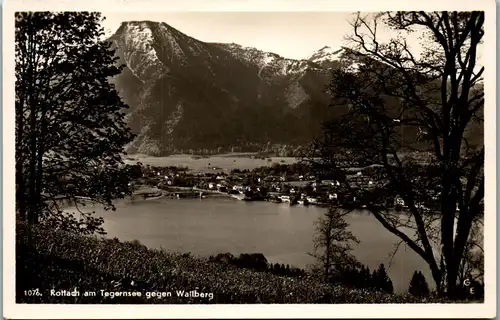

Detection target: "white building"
[280, 195, 291, 202]
[328, 193, 338, 200]
[307, 197, 318, 204]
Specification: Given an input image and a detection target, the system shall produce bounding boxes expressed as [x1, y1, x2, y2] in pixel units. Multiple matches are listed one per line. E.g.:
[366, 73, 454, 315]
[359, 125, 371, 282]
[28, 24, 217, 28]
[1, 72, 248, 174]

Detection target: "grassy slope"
[16, 226, 457, 304]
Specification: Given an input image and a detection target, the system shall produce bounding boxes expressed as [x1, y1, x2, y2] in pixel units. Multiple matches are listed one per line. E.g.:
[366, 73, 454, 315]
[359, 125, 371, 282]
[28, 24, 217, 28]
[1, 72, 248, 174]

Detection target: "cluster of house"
[128, 161, 455, 213]
[132, 162, 403, 207]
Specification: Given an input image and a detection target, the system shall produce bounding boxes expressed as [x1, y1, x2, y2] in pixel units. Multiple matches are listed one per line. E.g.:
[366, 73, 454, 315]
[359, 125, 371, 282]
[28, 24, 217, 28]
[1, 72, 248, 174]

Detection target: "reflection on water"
[73, 197, 435, 293]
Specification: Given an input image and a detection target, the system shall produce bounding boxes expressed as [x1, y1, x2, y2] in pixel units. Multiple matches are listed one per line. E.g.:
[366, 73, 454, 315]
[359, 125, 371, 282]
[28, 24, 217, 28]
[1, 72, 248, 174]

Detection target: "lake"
[79, 196, 436, 294]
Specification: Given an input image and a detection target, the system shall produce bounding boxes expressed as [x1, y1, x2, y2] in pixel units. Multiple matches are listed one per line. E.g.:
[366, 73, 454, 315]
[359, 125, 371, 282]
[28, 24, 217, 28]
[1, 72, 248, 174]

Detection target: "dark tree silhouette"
[309, 206, 359, 281]
[372, 263, 394, 294]
[409, 270, 431, 297]
[15, 12, 135, 235]
[308, 11, 484, 299]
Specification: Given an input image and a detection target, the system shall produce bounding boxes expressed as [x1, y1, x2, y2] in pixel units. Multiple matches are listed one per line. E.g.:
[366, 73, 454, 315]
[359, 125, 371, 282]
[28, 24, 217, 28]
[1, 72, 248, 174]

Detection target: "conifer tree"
[372, 263, 394, 294]
[362, 265, 372, 288]
[409, 271, 430, 297]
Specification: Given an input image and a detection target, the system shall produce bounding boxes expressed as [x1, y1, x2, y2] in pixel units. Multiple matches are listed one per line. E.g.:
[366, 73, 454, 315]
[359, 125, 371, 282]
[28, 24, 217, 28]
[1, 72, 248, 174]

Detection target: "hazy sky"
[100, 11, 484, 63]
[101, 12, 375, 59]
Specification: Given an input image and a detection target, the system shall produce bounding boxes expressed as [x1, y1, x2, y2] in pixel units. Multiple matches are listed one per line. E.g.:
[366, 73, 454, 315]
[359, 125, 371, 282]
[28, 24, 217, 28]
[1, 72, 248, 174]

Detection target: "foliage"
[372, 264, 394, 294]
[326, 262, 393, 294]
[16, 224, 471, 304]
[308, 11, 484, 299]
[15, 12, 135, 234]
[409, 270, 430, 297]
[309, 206, 360, 281]
[209, 253, 307, 277]
[250, 162, 312, 177]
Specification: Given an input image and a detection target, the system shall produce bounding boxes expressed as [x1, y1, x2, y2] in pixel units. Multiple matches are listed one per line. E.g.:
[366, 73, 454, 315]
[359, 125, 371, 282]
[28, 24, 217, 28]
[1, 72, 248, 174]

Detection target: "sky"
[100, 11, 483, 64]
[100, 12, 402, 60]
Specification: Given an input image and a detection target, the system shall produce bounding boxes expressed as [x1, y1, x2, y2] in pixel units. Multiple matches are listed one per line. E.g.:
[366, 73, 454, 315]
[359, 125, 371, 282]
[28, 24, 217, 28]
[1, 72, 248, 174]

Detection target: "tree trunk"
[446, 263, 460, 299]
[34, 106, 47, 221]
[324, 241, 330, 282]
[15, 99, 26, 222]
[27, 121, 38, 226]
[440, 166, 459, 295]
[26, 20, 39, 228]
[430, 264, 443, 296]
[324, 213, 333, 282]
[27, 85, 38, 227]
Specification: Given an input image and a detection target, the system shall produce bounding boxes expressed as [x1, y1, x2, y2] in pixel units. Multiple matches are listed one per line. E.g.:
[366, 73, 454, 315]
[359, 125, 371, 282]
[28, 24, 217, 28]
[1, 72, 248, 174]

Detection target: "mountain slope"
[109, 21, 341, 155]
[109, 21, 483, 156]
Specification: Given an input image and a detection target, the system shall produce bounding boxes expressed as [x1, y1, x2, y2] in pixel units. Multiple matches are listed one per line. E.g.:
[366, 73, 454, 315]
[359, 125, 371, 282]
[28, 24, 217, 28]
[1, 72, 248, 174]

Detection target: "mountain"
[108, 21, 483, 156]
[108, 21, 346, 155]
[307, 46, 343, 68]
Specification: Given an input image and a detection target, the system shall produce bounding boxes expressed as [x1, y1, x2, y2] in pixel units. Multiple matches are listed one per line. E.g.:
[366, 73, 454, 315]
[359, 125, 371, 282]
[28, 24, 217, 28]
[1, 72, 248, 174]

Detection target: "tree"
[457, 219, 484, 286]
[372, 263, 394, 294]
[15, 12, 135, 235]
[308, 12, 484, 299]
[309, 206, 360, 281]
[409, 270, 430, 297]
[363, 266, 373, 288]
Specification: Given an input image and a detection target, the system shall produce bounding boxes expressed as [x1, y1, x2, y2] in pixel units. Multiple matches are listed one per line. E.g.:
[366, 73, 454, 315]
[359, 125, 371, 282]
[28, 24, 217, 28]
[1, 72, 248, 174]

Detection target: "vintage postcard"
[2, 0, 496, 318]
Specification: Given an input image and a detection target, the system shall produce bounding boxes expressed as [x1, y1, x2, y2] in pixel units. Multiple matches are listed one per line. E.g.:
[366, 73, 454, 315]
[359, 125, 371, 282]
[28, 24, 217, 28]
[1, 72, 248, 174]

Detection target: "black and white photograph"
[2, 0, 496, 318]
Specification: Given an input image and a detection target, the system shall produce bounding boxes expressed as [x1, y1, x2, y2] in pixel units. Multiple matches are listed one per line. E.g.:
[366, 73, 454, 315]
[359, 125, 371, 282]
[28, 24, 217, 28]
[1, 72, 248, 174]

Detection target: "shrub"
[15, 225, 471, 304]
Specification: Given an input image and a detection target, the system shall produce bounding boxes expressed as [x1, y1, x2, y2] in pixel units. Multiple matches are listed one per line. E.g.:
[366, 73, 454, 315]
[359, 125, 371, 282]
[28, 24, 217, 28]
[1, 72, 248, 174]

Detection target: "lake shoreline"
[89, 197, 441, 294]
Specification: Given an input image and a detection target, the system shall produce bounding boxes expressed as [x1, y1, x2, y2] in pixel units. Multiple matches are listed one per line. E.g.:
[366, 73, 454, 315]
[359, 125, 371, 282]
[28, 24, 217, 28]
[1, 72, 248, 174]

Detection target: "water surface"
[84, 197, 434, 293]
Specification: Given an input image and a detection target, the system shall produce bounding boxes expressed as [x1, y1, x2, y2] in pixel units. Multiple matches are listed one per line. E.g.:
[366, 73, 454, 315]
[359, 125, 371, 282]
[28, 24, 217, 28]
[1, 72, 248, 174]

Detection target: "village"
[127, 161, 410, 209]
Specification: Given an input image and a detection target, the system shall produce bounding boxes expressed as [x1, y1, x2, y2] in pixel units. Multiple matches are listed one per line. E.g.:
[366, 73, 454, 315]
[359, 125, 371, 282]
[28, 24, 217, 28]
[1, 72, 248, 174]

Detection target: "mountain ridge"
[108, 20, 345, 155]
[109, 21, 482, 156]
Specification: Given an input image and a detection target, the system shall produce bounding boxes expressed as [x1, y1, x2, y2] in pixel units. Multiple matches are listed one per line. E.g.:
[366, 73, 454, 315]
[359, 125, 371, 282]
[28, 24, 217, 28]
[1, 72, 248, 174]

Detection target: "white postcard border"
[2, 0, 496, 318]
